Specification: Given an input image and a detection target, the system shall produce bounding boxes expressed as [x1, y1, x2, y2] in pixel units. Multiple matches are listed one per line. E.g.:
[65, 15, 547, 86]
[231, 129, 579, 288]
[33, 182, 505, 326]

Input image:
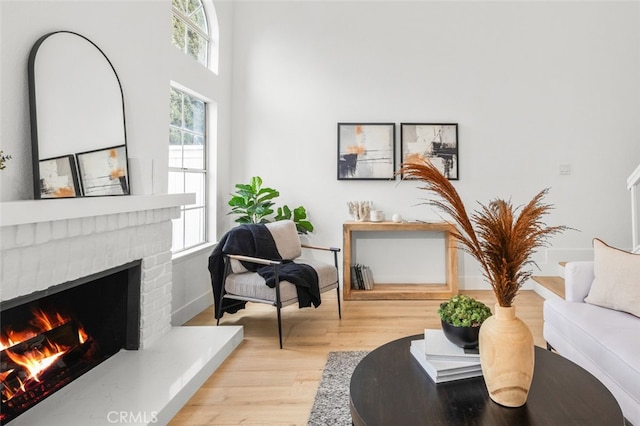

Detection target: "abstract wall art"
[400, 123, 458, 180]
[39, 155, 80, 198]
[76, 145, 129, 196]
[337, 123, 395, 180]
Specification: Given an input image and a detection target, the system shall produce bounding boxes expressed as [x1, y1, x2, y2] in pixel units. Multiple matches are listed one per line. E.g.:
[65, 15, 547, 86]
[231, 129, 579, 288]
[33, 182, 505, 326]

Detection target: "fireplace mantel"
[0, 193, 194, 226]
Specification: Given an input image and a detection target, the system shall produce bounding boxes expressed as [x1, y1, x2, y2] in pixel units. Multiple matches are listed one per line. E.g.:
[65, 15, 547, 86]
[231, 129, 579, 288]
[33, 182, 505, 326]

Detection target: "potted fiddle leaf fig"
[438, 294, 492, 349]
[228, 176, 314, 234]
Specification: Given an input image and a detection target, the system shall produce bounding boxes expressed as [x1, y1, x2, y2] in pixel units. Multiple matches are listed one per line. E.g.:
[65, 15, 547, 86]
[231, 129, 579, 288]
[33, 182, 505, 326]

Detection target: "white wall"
[228, 1, 640, 286]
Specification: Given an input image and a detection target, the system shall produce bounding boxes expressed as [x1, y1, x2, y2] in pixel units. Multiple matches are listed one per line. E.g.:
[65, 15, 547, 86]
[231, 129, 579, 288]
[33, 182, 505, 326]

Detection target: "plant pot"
[479, 304, 534, 408]
[441, 320, 480, 349]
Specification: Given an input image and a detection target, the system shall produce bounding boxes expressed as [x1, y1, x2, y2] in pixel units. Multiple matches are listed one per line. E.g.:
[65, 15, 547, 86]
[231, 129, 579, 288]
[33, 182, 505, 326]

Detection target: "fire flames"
[0, 308, 91, 412]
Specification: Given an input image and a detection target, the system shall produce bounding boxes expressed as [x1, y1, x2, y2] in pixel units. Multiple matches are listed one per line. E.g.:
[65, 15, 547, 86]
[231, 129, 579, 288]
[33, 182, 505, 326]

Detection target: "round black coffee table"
[350, 334, 624, 425]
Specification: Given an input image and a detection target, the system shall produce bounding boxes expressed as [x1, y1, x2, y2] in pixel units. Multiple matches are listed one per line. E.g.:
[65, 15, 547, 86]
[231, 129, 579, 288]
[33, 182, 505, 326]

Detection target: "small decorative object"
[76, 145, 129, 196]
[348, 201, 371, 222]
[39, 155, 80, 198]
[391, 213, 403, 223]
[370, 210, 384, 222]
[438, 294, 492, 349]
[337, 123, 396, 180]
[0, 150, 12, 170]
[228, 176, 314, 234]
[400, 159, 568, 408]
[401, 123, 458, 180]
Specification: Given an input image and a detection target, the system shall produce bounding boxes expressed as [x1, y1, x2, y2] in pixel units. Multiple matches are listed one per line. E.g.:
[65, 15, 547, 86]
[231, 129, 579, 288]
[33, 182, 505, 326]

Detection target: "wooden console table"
[342, 221, 458, 300]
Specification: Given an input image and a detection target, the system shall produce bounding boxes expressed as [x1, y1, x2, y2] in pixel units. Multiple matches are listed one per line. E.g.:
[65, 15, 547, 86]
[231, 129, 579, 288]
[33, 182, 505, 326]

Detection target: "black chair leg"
[336, 286, 342, 319]
[276, 304, 283, 349]
[216, 292, 225, 326]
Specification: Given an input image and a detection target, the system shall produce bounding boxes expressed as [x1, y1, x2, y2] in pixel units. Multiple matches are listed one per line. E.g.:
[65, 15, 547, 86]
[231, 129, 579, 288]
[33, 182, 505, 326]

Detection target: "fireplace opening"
[0, 261, 140, 424]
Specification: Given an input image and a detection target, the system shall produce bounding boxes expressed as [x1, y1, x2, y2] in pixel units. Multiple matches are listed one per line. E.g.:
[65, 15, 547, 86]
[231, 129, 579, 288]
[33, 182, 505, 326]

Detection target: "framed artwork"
[337, 123, 395, 180]
[39, 155, 80, 198]
[76, 145, 129, 196]
[401, 123, 458, 180]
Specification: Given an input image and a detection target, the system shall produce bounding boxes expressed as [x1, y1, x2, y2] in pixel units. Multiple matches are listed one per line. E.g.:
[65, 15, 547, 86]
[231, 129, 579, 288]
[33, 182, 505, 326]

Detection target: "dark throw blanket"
[209, 224, 320, 319]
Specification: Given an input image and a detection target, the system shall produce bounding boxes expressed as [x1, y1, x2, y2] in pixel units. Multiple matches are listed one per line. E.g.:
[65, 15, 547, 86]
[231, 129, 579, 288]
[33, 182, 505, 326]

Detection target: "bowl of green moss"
[438, 294, 492, 349]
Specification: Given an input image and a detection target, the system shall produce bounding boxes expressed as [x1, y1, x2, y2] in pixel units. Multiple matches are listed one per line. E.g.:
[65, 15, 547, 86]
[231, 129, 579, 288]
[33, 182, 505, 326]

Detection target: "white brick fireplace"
[1, 195, 183, 348]
[0, 195, 243, 425]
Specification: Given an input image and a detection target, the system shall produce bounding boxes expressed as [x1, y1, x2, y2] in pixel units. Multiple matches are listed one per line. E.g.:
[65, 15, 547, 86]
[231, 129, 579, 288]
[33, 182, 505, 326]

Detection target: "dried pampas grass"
[400, 160, 568, 307]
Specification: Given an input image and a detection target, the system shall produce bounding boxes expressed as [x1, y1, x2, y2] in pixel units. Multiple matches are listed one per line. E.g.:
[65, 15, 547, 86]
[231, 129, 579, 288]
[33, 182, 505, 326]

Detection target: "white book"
[412, 340, 481, 374]
[363, 266, 374, 290]
[424, 329, 481, 361]
[410, 340, 483, 383]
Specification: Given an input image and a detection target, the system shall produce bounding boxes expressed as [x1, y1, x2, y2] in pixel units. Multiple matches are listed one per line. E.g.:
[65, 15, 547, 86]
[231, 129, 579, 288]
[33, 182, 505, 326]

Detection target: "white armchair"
[210, 220, 341, 348]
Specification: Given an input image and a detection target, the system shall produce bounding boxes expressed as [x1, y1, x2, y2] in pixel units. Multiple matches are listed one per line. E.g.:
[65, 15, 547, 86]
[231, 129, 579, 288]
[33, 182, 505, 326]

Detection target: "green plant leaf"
[228, 195, 248, 207]
[292, 206, 307, 221]
[275, 205, 292, 221]
[255, 191, 280, 204]
[250, 176, 263, 192]
[296, 220, 314, 234]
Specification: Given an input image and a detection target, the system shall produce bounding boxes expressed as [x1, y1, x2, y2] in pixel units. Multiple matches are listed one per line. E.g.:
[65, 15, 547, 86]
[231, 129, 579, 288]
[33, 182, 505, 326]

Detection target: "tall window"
[172, 0, 209, 66]
[169, 87, 207, 252]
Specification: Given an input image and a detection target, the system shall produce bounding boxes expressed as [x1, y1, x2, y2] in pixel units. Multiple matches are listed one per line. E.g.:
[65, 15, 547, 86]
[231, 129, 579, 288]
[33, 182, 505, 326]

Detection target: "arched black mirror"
[28, 31, 129, 199]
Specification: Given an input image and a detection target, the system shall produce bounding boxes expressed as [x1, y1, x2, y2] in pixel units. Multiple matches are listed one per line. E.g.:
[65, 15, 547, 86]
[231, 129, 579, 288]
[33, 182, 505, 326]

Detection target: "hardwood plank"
[169, 290, 545, 426]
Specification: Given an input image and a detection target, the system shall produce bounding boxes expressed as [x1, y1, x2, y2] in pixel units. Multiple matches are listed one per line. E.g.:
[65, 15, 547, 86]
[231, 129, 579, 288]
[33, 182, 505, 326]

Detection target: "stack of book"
[410, 329, 483, 383]
[350, 264, 374, 290]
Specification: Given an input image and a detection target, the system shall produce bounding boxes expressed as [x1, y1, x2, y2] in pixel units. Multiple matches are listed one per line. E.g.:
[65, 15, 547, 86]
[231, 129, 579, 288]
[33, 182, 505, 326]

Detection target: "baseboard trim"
[172, 291, 213, 326]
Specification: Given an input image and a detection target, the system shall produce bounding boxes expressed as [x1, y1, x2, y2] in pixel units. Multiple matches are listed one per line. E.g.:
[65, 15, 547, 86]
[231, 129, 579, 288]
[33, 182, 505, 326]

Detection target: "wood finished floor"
[169, 290, 546, 425]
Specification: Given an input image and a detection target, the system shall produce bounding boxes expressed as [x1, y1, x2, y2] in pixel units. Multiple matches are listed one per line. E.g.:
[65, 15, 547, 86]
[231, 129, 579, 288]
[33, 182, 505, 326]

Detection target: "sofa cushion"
[544, 299, 640, 404]
[584, 238, 640, 317]
[265, 220, 302, 260]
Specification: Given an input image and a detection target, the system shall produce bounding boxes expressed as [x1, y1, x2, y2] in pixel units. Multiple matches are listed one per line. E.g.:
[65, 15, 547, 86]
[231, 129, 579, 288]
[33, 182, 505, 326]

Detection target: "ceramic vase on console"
[478, 304, 534, 407]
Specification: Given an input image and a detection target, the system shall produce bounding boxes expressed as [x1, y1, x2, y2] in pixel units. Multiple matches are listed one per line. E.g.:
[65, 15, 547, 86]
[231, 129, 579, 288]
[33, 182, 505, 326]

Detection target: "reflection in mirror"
[28, 31, 128, 199]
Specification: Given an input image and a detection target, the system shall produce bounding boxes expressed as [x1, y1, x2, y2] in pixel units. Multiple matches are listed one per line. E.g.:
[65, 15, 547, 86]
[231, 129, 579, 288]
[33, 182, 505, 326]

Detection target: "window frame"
[172, 0, 210, 67]
[169, 86, 209, 253]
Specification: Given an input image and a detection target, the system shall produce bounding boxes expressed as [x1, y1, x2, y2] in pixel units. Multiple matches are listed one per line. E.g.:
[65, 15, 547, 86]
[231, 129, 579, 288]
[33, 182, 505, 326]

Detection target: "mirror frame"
[28, 30, 129, 199]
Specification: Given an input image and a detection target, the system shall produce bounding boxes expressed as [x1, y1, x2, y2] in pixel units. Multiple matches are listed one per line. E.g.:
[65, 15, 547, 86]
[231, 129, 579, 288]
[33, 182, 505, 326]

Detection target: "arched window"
[172, 0, 209, 66]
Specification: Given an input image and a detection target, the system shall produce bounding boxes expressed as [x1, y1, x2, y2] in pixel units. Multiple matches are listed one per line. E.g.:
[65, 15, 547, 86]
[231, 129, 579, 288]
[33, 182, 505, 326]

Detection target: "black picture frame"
[38, 154, 81, 198]
[400, 123, 458, 180]
[337, 123, 396, 180]
[76, 145, 130, 196]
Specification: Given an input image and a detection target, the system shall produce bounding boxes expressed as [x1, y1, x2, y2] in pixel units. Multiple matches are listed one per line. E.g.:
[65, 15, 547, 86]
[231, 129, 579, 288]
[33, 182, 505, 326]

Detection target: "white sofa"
[544, 261, 640, 425]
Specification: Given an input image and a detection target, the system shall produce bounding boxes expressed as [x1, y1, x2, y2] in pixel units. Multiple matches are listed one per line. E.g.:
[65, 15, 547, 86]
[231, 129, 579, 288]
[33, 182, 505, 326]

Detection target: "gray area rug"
[308, 351, 369, 426]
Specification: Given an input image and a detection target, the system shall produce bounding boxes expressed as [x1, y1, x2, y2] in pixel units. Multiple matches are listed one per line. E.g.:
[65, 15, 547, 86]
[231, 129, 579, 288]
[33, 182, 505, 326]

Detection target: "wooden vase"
[478, 304, 534, 407]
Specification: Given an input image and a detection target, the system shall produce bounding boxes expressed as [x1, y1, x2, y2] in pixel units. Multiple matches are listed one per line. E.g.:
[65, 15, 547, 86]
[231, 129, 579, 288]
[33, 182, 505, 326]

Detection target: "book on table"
[410, 339, 483, 383]
[424, 329, 480, 361]
[351, 264, 374, 290]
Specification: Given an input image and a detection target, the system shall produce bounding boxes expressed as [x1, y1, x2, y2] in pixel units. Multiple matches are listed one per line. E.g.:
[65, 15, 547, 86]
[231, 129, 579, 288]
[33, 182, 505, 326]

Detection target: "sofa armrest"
[564, 261, 594, 302]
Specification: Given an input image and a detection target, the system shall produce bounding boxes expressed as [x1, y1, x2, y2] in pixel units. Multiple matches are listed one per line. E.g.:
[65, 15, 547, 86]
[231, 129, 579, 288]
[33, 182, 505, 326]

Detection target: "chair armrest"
[564, 261, 594, 302]
[301, 244, 341, 252]
[226, 254, 281, 266]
